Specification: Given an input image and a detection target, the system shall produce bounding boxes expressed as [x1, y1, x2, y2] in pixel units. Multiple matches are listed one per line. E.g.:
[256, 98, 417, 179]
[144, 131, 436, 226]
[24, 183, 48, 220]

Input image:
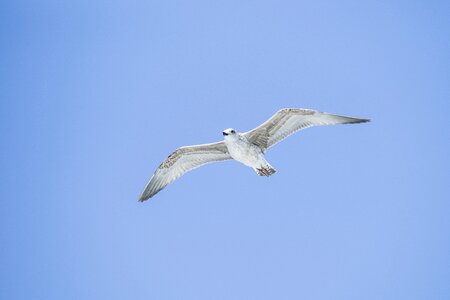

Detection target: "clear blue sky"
[1, 1, 449, 299]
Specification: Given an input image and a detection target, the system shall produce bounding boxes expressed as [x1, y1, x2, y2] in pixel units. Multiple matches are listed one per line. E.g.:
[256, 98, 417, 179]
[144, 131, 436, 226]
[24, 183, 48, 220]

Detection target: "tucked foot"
[255, 165, 277, 176]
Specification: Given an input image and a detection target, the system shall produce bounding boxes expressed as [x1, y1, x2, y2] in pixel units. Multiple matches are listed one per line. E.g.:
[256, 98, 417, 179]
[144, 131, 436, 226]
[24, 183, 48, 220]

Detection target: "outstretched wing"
[139, 141, 231, 201]
[244, 108, 369, 152]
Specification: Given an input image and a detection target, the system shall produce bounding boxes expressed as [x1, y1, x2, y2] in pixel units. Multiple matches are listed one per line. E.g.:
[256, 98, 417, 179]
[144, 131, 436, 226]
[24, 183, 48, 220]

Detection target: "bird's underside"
[139, 108, 369, 201]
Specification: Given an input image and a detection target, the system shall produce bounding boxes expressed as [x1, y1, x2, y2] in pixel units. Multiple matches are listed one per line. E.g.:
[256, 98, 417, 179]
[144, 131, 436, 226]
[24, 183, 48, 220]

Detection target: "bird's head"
[222, 128, 237, 138]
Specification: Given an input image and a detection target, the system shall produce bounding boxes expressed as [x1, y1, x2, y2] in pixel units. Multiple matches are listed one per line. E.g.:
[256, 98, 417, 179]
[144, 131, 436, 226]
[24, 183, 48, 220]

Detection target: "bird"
[139, 108, 369, 201]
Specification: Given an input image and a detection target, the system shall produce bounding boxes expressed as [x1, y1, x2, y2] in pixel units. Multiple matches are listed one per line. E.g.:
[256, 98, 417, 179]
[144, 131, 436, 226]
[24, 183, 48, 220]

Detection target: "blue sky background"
[1, 0, 449, 299]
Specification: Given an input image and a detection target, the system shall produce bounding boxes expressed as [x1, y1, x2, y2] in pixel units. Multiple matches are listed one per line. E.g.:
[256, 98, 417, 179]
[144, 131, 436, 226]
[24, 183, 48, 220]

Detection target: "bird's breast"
[225, 139, 263, 167]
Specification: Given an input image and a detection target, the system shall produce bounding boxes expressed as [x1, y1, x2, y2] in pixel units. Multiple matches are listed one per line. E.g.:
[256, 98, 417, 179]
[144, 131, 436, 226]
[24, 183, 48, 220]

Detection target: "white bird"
[139, 108, 369, 201]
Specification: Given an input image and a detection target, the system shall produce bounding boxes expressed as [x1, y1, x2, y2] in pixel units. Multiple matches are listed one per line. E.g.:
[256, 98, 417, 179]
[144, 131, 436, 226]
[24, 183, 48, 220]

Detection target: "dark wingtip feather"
[138, 190, 153, 202]
[346, 117, 370, 124]
[138, 195, 148, 202]
[139, 185, 163, 202]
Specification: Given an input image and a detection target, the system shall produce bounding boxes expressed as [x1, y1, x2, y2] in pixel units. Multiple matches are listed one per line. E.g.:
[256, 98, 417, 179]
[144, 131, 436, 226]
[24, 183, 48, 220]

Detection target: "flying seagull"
[139, 108, 369, 201]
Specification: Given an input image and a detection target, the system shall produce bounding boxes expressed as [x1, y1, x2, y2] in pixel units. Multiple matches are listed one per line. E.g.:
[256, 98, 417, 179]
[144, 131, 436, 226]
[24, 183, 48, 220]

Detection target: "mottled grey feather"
[139, 142, 231, 201]
[244, 108, 369, 151]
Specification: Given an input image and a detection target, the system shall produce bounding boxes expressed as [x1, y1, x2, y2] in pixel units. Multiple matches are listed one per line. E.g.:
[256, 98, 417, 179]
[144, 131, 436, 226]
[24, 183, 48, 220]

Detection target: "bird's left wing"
[244, 108, 369, 152]
[139, 141, 231, 201]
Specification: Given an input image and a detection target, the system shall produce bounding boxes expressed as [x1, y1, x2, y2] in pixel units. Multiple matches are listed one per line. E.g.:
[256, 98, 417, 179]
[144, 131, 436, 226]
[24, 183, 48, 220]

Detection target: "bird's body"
[139, 108, 369, 201]
[223, 129, 276, 176]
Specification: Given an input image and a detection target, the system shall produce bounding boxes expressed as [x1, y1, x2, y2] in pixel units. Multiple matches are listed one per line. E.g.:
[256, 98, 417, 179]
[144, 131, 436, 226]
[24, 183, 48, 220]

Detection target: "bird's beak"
[223, 132, 228, 136]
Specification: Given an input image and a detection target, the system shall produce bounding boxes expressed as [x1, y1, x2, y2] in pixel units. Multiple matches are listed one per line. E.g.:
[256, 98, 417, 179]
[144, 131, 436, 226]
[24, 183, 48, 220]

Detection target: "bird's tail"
[255, 164, 277, 176]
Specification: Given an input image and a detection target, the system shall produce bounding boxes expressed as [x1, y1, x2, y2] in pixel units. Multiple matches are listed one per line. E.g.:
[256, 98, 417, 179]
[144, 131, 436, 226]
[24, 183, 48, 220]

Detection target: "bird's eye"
[231, 130, 235, 133]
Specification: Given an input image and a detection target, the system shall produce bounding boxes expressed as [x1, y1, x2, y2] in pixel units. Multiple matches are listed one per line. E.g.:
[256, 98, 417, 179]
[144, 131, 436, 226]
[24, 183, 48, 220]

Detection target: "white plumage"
[139, 108, 369, 201]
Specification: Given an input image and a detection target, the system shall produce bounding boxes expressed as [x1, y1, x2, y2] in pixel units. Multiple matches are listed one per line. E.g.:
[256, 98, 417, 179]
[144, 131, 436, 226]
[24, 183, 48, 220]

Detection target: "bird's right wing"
[244, 108, 369, 152]
[139, 141, 231, 201]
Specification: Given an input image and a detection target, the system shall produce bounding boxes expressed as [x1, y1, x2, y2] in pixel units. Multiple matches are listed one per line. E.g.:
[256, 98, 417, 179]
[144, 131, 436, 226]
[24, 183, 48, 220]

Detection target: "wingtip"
[138, 194, 150, 202]
[349, 117, 370, 124]
[139, 189, 159, 202]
